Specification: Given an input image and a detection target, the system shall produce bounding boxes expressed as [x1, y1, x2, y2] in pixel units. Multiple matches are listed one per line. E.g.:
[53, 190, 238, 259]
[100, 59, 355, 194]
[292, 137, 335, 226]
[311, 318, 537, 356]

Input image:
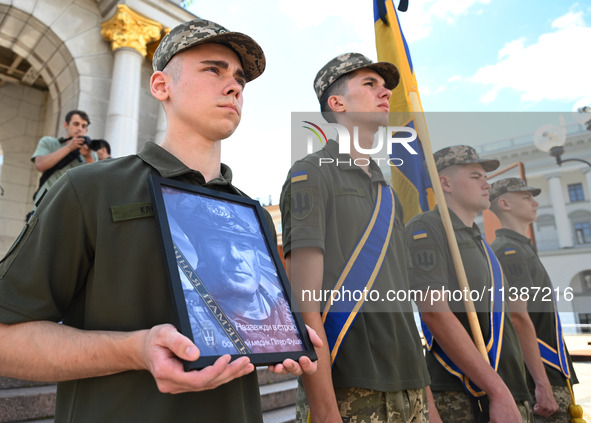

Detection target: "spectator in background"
[90, 139, 112, 160]
[30, 110, 97, 206]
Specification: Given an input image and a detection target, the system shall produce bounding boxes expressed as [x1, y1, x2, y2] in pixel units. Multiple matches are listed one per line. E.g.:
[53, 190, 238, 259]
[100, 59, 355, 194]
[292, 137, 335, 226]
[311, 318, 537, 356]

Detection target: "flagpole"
[377, 0, 488, 362]
[408, 91, 489, 363]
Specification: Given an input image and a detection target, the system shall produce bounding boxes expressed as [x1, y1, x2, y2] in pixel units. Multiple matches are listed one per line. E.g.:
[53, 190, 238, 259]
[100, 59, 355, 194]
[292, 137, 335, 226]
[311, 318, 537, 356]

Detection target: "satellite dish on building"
[534, 122, 566, 152]
[573, 97, 591, 126]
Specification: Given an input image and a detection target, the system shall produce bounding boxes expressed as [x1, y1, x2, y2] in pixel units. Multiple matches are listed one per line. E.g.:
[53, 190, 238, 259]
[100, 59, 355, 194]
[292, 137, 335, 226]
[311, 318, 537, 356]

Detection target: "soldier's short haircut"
[489, 195, 502, 216]
[319, 72, 356, 124]
[163, 56, 182, 83]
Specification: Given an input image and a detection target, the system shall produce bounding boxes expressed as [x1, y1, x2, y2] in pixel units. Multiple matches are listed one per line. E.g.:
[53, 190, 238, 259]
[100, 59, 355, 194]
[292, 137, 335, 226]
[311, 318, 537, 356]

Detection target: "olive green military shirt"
[280, 140, 430, 392]
[405, 208, 531, 401]
[492, 228, 578, 387]
[0, 142, 263, 423]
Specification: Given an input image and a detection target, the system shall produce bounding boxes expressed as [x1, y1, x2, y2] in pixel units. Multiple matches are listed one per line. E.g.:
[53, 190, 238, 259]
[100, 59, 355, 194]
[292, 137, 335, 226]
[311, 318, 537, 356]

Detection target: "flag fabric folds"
[374, 0, 435, 222]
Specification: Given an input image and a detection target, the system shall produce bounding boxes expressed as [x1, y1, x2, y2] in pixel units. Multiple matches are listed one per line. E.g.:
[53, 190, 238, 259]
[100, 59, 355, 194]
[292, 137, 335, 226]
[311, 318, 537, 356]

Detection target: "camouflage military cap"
[313, 52, 400, 101]
[489, 177, 541, 202]
[434, 145, 500, 172]
[189, 200, 262, 241]
[152, 18, 265, 82]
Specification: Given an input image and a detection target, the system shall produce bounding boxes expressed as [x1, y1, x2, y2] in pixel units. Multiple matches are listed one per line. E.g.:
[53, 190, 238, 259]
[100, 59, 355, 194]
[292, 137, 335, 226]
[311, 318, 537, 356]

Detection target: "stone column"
[101, 5, 162, 157]
[546, 173, 574, 248]
[154, 105, 167, 144]
[583, 168, 591, 201]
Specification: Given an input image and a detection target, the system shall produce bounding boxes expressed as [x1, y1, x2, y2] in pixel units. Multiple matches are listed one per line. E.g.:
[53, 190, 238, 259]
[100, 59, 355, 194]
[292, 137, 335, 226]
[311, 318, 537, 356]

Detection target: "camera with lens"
[62, 136, 92, 146]
[81, 136, 92, 146]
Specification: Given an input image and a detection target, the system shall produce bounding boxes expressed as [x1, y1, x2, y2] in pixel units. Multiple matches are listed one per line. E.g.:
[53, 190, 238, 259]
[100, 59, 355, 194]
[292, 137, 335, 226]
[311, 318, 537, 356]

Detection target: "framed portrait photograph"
[148, 175, 317, 370]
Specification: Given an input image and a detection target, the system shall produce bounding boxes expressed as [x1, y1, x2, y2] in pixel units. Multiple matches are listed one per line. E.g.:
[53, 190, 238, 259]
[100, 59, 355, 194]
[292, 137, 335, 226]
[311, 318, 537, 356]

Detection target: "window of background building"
[536, 214, 556, 229]
[575, 222, 591, 244]
[568, 183, 585, 202]
[583, 271, 591, 292]
[579, 313, 591, 334]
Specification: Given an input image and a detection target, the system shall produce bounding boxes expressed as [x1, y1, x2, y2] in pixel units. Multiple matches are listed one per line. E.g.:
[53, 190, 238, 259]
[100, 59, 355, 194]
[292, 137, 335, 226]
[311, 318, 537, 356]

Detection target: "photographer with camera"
[30, 110, 97, 208]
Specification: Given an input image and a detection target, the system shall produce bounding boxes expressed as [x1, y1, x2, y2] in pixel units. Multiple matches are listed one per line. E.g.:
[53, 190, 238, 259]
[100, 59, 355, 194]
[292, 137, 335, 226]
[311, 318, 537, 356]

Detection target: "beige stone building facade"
[0, 0, 195, 255]
[475, 124, 591, 333]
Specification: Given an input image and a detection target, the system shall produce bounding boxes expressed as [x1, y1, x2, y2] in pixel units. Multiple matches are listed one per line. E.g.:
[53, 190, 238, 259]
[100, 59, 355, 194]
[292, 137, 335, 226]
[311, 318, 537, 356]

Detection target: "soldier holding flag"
[280, 53, 433, 423]
[405, 146, 533, 423]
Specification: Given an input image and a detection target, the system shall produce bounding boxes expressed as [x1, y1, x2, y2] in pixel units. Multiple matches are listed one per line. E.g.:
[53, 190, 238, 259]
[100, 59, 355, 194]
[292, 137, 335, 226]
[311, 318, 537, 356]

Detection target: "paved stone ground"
[573, 362, 591, 420]
[567, 334, 591, 420]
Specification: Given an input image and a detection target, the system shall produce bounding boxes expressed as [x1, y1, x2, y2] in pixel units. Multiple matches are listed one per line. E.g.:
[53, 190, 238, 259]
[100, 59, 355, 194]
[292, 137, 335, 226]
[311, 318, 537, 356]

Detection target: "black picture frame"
[149, 175, 316, 370]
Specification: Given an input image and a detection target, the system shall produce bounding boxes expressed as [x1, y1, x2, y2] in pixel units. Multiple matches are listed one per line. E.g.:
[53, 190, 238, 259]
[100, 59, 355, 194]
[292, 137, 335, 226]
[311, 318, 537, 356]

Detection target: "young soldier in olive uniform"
[489, 178, 578, 423]
[405, 146, 533, 423]
[0, 19, 318, 423]
[280, 53, 431, 423]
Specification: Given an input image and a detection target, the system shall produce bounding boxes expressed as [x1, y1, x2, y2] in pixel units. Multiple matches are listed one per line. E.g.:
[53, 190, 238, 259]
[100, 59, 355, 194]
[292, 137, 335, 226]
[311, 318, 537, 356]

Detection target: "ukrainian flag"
[374, 0, 435, 222]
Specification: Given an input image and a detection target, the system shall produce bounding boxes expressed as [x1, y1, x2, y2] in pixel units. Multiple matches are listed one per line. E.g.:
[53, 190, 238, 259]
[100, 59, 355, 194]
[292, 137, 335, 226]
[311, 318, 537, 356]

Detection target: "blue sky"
[185, 0, 591, 202]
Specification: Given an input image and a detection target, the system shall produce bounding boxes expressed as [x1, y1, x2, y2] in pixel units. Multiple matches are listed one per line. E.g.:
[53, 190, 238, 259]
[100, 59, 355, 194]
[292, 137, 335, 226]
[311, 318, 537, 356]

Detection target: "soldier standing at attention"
[489, 177, 578, 422]
[0, 18, 319, 423]
[405, 146, 533, 423]
[281, 53, 434, 423]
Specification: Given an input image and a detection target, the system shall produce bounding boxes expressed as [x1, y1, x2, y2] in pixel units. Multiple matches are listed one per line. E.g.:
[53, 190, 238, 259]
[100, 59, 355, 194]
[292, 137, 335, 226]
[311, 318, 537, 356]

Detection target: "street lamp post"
[531, 110, 591, 250]
[548, 145, 591, 168]
[534, 109, 591, 168]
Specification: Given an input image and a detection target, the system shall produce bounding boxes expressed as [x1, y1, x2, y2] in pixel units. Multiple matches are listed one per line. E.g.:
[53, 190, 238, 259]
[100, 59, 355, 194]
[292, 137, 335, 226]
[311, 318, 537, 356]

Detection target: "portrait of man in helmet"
[162, 187, 304, 357]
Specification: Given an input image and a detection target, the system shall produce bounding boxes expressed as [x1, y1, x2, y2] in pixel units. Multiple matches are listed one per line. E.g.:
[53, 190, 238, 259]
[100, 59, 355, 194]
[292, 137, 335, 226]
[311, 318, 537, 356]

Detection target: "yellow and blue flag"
[374, 0, 435, 222]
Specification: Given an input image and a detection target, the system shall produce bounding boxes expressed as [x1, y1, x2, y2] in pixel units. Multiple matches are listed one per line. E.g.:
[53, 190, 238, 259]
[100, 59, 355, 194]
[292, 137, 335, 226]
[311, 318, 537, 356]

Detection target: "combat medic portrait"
[163, 189, 304, 356]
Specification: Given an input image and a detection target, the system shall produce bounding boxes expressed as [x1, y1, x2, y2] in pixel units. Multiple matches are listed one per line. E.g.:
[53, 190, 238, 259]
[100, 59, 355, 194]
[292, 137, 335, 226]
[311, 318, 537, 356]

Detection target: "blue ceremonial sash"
[421, 239, 505, 397]
[322, 184, 395, 365]
[538, 297, 570, 379]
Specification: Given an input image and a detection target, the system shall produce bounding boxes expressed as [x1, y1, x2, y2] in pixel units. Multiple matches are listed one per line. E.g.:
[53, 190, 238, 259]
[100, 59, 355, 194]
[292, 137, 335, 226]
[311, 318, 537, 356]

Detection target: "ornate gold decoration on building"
[146, 28, 171, 63]
[100, 4, 163, 57]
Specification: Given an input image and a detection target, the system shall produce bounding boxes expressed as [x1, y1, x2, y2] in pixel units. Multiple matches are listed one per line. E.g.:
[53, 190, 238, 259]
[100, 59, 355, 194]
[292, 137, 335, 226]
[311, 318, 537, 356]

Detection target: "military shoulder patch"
[291, 170, 308, 183]
[505, 261, 524, 278]
[413, 230, 428, 240]
[413, 249, 436, 272]
[504, 247, 516, 255]
[290, 189, 314, 220]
